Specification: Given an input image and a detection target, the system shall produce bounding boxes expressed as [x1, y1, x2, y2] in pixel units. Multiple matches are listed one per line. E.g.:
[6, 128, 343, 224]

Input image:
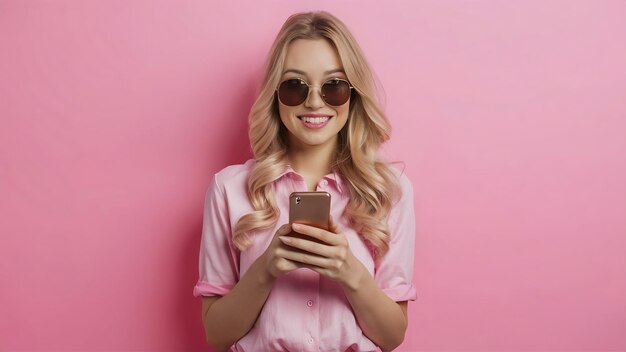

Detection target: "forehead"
[283, 38, 343, 76]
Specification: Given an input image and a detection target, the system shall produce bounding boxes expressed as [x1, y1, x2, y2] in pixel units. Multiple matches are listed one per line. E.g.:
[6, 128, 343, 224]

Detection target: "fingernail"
[279, 236, 291, 243]
[292, 223, 300, 230]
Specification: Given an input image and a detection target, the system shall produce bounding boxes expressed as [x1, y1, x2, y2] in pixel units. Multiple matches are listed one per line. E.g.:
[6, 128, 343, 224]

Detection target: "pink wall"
[1, 1, 625, 351]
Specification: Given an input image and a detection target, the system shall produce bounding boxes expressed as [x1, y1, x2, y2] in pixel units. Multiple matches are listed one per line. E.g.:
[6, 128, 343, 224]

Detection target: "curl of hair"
[233, 11, 400, 261]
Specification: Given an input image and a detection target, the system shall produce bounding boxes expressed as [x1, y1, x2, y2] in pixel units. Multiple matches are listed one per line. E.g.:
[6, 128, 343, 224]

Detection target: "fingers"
[291, 223, 341, 245]
[276, 246, 333, 268]
[273, 257, 300, 274]
[281, 254, 345, 282]
[278, 235, 333, 257]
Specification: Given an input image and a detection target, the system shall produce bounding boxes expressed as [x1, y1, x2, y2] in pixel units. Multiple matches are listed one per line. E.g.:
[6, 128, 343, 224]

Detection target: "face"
[277, 38, 350, 150]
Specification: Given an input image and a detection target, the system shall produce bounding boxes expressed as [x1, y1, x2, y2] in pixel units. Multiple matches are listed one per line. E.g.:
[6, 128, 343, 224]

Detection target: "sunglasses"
[276, 78, 354, 106]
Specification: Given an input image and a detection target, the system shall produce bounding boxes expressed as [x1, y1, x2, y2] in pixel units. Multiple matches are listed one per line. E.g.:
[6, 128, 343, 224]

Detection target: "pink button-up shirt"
[193, 159, 417, 351]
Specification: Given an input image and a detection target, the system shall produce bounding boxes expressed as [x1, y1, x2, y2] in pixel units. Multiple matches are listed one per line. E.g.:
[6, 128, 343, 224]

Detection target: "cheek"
[278, 105, 292, 124]
[336, 105, 350, 122]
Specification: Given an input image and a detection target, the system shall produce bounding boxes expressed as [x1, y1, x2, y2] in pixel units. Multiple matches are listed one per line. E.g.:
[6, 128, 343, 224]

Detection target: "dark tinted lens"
[278, 79, 308, 106]
[322, 79, 351, 106]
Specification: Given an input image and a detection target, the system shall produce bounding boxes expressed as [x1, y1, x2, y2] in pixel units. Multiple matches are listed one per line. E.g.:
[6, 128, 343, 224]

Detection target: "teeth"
[301, 116, 330, 124]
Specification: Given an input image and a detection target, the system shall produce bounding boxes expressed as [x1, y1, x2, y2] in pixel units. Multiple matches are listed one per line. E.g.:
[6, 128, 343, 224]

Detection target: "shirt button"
[307, 300, 313, 307]
[308, 337, 314, 344]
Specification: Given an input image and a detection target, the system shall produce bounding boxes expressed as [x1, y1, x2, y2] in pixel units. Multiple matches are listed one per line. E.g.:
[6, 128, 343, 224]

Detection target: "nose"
[304, 86, 325, 109]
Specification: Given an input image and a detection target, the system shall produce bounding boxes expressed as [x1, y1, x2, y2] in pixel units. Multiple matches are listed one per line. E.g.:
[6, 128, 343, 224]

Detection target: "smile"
[297, 115, 332, 129]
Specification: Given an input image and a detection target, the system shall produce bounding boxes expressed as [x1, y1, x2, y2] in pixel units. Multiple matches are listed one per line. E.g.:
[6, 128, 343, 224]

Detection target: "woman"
[193, 11, 417, 352]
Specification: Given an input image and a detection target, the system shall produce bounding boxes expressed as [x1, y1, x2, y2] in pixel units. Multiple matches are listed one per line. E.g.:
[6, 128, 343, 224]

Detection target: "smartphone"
[288, 191, 331, 243]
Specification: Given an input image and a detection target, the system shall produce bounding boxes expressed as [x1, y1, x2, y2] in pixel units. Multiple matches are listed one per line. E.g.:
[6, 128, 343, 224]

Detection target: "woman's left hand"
[277, 215, 365, 290]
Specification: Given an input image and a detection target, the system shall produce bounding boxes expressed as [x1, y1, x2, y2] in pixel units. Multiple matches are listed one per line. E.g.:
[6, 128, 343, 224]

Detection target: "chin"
[302, 135, 338, 147]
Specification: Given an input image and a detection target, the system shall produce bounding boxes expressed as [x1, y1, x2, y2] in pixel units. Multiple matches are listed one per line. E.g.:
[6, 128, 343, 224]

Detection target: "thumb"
[276, 223, 292, 236]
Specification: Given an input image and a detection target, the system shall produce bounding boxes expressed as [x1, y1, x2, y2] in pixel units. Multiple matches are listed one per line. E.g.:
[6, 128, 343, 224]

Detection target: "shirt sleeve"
[193, 175, 240, 297]
[374, 172, 418, 302]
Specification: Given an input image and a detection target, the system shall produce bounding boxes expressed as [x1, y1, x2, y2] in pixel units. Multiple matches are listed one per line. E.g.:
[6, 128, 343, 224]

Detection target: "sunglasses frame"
[276, 77, 354, 107]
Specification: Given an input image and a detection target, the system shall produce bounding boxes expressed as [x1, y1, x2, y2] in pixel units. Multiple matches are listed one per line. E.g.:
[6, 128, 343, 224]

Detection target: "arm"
[201, 257, 275, 351]
[343, 173, 417, 350]
[196, 174, 271, 350]
[340, 258, 409, 352]
[201, 223, 306, 350]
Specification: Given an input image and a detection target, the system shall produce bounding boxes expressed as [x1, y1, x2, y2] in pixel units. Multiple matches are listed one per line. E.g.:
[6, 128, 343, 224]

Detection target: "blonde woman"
[193, 11, 417, 352]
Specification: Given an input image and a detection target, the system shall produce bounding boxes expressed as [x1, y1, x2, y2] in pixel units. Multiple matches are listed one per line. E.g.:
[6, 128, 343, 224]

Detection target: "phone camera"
[295, 197, 301, 204]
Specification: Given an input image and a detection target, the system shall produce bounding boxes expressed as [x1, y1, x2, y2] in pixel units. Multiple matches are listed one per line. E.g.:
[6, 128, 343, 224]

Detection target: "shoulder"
[203, 159, 255, 202]
[387, 162, 414, 196]
[386, 162, 416, 226]
[203, 160, 256, 219]
[213, 159, 255, 188]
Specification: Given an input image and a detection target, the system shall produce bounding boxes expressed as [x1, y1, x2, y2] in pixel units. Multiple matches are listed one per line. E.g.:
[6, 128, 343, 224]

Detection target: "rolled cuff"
[382, 283, 418, 302]
[193, 280, 235, 297]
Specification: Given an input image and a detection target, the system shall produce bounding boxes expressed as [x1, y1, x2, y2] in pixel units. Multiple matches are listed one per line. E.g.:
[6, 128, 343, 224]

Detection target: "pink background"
[1, 1, 625, 351]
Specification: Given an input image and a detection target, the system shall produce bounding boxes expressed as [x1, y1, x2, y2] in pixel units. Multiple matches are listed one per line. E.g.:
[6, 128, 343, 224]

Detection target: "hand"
[277, 216, 365, 289]
[258, 223, 305, 280]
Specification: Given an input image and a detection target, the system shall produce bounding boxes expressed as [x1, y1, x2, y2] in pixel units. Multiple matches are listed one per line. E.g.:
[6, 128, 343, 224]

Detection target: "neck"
[287, 136, 337, 179]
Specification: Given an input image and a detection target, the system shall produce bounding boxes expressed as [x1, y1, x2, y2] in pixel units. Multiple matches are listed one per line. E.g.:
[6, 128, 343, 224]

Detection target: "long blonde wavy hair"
[233, 11, 400, 261]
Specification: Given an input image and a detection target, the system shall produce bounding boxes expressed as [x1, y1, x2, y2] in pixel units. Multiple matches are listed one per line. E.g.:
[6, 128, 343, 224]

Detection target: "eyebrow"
[283, 68, 345, 75]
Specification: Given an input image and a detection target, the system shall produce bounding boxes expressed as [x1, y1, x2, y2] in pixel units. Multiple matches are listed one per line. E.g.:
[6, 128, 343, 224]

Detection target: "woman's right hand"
[259, 223, 302, 280]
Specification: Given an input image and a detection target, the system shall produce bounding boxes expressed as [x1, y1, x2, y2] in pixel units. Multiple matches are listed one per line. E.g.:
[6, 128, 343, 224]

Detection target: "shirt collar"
[277, 164, 346, 194]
